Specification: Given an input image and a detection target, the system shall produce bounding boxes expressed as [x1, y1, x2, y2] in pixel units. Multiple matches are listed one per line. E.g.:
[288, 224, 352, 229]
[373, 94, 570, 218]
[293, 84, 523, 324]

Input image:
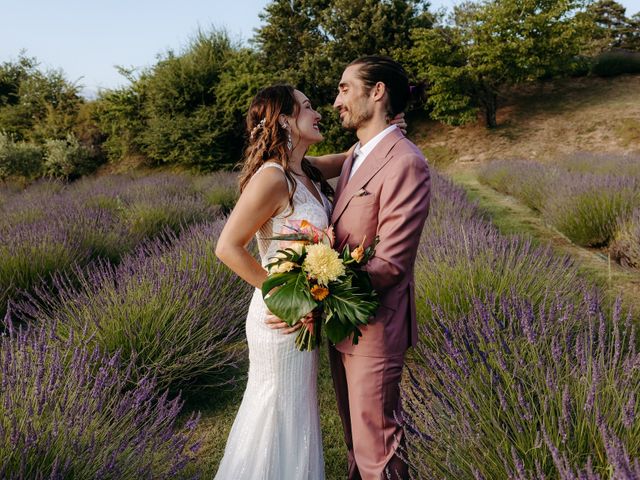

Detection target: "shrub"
[543, 173, 640, 247]
[0, 319, 201, 479]
[591, 49, 640, 77]
[43, 133, 95, 180]
[403, 293, 639, 479]
[15, 221, 252, 396]
[610, 207, 640, 269]
[0, 133, 43, 181]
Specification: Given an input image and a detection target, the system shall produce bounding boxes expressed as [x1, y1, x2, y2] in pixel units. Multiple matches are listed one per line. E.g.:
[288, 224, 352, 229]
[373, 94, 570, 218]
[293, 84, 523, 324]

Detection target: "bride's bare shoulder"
[240, 162, 290, 214]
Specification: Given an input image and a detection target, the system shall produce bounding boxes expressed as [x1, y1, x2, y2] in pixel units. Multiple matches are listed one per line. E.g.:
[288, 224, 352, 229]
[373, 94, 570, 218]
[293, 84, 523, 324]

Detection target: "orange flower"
[310, 284, 329, 301]
[351, 245, 365, 263]
[351, 235, 367, 263]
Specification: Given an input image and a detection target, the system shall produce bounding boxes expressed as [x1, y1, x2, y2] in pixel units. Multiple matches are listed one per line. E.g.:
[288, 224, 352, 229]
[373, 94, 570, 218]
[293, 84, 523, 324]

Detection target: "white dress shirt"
[349, 125, 398, 181]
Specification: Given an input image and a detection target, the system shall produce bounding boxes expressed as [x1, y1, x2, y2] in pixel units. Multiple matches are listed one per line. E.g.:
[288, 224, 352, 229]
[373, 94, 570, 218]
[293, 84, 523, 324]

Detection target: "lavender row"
[479, 157, 640, 249]
[0, 320, 201, 479]
[403, 292, 639, 479]
[12, 220, 252, 396]
[0, 171, 239, 319]
[414, 173, 586, 323]
[404, 173, 638, 478]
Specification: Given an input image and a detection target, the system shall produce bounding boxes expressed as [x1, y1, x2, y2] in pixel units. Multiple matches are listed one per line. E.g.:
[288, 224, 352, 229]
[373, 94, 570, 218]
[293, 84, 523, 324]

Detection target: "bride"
[214, 84, 340, 480]
[214, 84, 405, 479]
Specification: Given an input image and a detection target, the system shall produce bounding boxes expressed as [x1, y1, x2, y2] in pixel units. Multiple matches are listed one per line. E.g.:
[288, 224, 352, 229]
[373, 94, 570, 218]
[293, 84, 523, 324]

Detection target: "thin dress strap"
[253, 162, 293, 262]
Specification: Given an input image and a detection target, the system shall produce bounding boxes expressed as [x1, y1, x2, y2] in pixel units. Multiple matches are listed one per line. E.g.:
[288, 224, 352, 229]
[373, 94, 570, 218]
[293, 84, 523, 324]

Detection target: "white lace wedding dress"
[214, 162, 331, 480]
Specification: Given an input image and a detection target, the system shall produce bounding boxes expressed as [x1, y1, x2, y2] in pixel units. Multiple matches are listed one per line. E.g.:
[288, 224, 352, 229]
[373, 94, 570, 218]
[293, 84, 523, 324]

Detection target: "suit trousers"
[328, 345, 409, 480]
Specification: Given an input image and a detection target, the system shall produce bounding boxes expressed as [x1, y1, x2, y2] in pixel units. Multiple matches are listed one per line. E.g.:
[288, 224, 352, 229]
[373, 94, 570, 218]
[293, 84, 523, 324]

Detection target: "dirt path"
[447, 163, 640, 316]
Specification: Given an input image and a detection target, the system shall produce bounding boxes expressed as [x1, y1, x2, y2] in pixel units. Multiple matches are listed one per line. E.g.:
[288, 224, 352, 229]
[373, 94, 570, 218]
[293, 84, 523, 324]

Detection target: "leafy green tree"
[0, 53, 82, 142]
[95, 29, 274, 169]
[408, 0, 593, 128]
[93, 77, 147, 163]
[139, 30, 273, 169]
[0, 54, 42, 139]
[254, 0, 433, 151]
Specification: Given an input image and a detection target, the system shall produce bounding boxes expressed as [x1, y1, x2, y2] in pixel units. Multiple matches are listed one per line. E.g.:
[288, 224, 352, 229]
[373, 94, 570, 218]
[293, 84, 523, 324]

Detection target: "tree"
[587, 0, 640, 51]
[254, 0, 433, 151]
[0, 53, 83, 142]
[93, 83, 146, 162]
[95, 29, 275, 169]
[408, 0, 593, 128]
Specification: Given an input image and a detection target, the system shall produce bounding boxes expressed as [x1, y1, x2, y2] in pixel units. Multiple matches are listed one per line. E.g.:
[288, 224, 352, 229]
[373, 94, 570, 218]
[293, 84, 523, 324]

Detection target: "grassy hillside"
[411, 74, 640, 167]
[417, 73, 640, 318]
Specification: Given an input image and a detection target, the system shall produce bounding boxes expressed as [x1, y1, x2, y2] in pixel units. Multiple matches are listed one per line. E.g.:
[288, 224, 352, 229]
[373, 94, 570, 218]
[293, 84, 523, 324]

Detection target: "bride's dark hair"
[238, 84, 334, 214]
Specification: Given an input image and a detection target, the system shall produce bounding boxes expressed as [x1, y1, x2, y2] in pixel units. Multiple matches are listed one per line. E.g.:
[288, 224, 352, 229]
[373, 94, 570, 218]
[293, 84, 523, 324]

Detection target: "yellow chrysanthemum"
[303, 243, 345, 286]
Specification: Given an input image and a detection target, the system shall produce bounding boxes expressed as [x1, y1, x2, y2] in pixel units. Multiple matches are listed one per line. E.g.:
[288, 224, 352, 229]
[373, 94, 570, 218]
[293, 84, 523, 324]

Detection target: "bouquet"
[262, 219, 379, 351]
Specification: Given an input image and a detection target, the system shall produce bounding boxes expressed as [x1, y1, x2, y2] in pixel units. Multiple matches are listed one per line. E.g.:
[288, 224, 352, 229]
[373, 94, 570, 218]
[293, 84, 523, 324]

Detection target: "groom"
[329, 56, 431, 479]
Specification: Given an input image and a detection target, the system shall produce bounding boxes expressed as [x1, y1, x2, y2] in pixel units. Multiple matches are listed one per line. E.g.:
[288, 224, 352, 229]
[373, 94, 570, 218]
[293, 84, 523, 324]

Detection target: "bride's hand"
[265, 310, 317, 335]
[389, 112, 407, 135]
[265, 310, 303, 334]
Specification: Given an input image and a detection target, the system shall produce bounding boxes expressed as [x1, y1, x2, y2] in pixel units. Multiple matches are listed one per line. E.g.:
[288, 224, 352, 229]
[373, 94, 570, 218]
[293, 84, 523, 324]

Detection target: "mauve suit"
[328, 126, 431, 480]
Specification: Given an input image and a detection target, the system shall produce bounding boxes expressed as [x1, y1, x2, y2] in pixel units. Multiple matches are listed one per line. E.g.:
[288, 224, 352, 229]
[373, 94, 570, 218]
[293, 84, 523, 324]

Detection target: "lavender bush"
[0, 180, 22, 209]
[478, 160, 560, 211]
[543, 173, 640, 247]
[0, 319, 201, 479]
[561, 152, 640, 179]
[0, 172, 234, 318]
[415, 174, 585, 322]
[611, 208, 640, 269]
[15, 220, 252, 395]
[192, 171, 239, 214]
[479, 158, 640, 249]
[403, 292, 639, 479]
[0, 213, 94, 323]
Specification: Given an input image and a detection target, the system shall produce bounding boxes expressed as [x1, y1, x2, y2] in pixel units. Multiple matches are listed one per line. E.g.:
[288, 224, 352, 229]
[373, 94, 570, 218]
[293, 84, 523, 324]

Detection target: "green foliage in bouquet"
[261, 221, 379, 351]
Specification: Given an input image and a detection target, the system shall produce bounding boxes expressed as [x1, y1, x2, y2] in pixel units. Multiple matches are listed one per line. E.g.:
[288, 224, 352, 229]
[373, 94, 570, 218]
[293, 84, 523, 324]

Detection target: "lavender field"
[478, 154, 640, 264]
[1, 170, 638, 479]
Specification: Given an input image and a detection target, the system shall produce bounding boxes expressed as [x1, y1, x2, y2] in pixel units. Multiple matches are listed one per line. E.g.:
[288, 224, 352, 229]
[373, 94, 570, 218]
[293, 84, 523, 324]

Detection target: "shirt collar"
[354, 124, 397, 159]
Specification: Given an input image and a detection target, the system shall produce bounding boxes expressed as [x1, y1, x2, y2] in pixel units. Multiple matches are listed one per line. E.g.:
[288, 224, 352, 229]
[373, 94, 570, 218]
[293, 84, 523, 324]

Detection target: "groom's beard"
[340, 97, 373, 131]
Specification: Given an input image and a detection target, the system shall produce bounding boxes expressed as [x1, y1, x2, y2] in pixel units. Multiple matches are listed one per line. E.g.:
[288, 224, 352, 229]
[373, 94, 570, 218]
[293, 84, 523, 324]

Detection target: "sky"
[2, 0, 640, 98]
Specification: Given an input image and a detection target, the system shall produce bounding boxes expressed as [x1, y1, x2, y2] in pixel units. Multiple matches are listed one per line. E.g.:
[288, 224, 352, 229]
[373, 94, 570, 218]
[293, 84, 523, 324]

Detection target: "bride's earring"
[281, 122, 293, 151]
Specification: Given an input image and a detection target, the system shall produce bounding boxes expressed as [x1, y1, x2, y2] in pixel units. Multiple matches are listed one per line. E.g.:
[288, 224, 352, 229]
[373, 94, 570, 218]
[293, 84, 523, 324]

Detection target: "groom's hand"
[265, 311, 303, 334]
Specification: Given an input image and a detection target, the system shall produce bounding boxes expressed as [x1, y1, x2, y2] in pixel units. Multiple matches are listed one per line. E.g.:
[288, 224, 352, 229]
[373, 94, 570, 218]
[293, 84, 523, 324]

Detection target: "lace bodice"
[255, 162, 332, 267]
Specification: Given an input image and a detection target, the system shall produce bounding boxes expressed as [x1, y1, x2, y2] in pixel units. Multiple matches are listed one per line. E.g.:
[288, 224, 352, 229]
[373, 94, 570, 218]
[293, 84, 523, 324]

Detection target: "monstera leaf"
[323, 277, 379, 345]
[262, 270, 317, 325]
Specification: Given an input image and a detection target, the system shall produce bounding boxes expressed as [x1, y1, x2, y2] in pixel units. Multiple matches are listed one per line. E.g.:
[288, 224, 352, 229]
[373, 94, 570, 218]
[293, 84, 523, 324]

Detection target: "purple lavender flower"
[0, 319, 201, 478]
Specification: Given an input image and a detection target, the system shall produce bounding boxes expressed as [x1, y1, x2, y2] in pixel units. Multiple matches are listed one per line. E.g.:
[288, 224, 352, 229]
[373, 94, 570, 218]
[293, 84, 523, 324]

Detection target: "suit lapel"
[331, 128, 404, 224]
[333, 150, 354, 203]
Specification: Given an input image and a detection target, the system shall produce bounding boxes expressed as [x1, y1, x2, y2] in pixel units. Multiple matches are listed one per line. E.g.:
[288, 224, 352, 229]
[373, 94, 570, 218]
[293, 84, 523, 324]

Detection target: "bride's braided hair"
[239, 85, 334, 215]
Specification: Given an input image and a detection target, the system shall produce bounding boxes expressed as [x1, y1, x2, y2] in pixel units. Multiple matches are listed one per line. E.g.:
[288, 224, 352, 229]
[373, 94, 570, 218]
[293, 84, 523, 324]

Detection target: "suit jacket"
[331, 127, 431, 357]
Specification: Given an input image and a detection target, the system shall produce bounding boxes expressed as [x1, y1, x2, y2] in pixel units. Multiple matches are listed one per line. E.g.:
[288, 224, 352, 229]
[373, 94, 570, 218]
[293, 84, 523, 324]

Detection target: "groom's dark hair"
[349, 55, 410, 118]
